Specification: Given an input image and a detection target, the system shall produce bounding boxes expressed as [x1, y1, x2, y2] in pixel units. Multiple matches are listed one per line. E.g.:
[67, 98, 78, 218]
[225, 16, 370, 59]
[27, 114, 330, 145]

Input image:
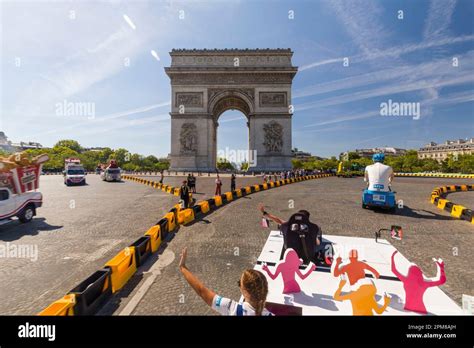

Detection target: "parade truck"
[63, 158, 86, 186]
[100, 159, 121, 182]
[0, 152, 48, 225]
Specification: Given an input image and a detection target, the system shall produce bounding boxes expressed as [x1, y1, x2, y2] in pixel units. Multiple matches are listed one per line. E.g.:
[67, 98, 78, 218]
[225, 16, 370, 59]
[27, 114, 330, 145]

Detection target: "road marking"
[118, 249, 175, 316]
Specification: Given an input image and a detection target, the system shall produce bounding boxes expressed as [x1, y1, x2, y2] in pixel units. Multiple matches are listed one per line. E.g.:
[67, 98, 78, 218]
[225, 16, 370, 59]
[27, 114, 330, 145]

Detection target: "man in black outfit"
[230, 173, 236, 191]
[190, 173, 196, 193]
[180, 180, 190, 208]
[258, 204, 323, 264]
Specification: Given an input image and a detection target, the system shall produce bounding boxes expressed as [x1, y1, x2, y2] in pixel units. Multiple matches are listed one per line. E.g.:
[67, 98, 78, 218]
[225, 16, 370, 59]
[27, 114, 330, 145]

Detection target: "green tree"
[217, 157, 234, 170]
[347, 152, 361, 160]
[54, 140, 82, 153]
[292, 159, 303, 169]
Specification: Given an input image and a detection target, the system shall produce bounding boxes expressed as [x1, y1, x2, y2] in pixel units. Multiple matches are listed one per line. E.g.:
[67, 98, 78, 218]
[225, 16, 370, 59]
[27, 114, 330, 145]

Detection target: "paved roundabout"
[1, 174, 472, 315]
[101, 176, 473, 315]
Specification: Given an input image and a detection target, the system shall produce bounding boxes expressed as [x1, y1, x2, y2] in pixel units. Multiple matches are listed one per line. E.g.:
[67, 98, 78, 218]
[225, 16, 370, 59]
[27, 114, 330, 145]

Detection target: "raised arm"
[259, 203, 285, 225]
[373, 294, 391, 314]
[425, 259, 446, 288]
[261, 263, 281, 280]
[296, 262, 316, 280]
[333, 257, 345, 277]
[179, 248, 216, 306]
[391, 251, 405, 281]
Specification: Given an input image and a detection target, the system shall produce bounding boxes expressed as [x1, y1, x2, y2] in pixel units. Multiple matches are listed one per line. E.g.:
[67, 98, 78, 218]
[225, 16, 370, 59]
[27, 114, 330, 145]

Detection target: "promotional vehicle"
[0, 188, 42, 224]
[100, 160, 121, 182]
[0, 152, 48, 224]
[362, 188, 397, 212]
[64, 158, 86, 186]
[362, 153, 396, 212]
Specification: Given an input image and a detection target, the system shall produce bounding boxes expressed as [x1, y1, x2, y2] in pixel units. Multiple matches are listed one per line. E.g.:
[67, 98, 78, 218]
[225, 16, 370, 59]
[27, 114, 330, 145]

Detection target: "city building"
[340, 147, 407, 161]
[292, 148, 312, 160]
[0, 132, 15, 152]
[83, 147, 108, 152]
[12, 141, 43, 150]
[0, 132, 43, 152]
[418, 138, 474, 162]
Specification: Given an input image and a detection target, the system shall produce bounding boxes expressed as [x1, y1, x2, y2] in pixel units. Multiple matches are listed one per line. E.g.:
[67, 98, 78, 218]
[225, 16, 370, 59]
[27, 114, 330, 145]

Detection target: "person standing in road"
[159, 170, 164, 184]
[215, 174, 222, 195]
[190, 173, 197, 193]
[180, 180, 190, 208]
[230, 173, 236, 191]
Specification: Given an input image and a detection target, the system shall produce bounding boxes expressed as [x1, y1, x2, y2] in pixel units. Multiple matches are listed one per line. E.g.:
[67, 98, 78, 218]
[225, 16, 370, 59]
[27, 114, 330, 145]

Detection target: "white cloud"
[423, 0, 457, 40]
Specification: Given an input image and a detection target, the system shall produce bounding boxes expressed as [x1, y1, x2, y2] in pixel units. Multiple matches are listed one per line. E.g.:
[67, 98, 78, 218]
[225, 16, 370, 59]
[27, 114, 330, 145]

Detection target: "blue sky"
[1, 0, 473, 158]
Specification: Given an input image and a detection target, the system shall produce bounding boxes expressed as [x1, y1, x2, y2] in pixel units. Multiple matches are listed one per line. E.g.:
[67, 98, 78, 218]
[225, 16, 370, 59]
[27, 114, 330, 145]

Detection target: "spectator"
[159, 170, 164, 184]
[215, 175, 222, 195]
[187, 173, 196, 193]
[192, 173, 197, 193]
[230, 173, 236, 191]
[179, 248, 273, 316]
[180, 180, 190, 208]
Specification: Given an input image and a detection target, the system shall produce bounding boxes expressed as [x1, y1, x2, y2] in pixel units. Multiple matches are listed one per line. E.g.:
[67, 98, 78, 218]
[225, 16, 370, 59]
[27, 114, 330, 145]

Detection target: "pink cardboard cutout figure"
[262, 248, 316, 294]
[391, 251, 446, 314]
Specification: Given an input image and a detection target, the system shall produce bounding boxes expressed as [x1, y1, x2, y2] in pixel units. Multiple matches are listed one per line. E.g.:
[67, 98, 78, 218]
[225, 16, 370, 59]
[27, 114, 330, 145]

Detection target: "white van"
[101, 167, 121, 182]
[64, 165, 86, 186]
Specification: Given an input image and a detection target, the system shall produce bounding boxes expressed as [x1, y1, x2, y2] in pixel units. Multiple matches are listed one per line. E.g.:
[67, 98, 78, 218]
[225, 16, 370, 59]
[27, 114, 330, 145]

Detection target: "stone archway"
[165, 48, 298, 171]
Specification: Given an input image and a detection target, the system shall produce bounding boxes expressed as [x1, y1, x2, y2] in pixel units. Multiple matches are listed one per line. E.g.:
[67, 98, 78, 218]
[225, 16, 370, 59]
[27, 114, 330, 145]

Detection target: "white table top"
[255, 231, 463, 315]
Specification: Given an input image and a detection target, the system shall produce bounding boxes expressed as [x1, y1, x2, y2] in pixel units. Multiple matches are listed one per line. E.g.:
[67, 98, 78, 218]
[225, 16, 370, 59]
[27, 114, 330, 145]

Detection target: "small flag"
[261, 217, 270, 228]
[391, 225, 403, 240]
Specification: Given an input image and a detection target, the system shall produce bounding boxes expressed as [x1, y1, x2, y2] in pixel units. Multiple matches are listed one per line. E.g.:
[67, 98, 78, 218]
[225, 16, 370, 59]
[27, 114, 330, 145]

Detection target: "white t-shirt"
[364, 162, 393, 191]
[211, 295, 273, 316]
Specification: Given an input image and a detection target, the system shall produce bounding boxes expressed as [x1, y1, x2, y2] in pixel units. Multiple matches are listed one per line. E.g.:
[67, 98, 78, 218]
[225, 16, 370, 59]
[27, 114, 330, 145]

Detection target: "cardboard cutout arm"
[391, 251, 406, 281]
[424, 259, 446, 288]
[364, 264, 380, 279]
[373, 294, 391, 314]
[333, 258, 344, 277]
[296, 262, 316, 280]
[262, 263, 281, 280]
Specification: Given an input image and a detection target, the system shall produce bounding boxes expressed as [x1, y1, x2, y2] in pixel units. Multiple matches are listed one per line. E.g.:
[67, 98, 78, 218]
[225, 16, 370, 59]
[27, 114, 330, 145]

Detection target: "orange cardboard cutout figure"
[334, 279, 390, 315]
[333, 249, 380, 285]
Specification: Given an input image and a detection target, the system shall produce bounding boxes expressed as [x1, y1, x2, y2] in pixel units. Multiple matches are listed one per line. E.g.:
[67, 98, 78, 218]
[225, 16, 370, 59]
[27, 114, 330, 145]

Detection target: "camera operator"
[258, 204, 322, 264]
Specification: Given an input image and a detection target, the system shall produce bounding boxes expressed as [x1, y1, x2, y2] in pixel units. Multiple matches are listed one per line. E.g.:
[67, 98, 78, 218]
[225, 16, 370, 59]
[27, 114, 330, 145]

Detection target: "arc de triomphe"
[165, 48, 298, 171]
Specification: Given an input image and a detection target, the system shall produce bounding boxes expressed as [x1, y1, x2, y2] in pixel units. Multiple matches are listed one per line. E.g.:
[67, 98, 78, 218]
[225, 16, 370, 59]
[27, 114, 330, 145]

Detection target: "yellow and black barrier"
[39, 173, 333, 315]
[39, 294, 76, 316]
[121, 174, 193, 201]
[396, 173, 474, 179]
[105, 247, 137, 293]
[430, 184, 474, 224]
